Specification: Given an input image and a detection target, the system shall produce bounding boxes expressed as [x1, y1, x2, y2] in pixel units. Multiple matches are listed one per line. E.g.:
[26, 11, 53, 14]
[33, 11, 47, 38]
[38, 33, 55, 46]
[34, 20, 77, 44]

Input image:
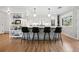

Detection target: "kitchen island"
[9, 25, 58, 40]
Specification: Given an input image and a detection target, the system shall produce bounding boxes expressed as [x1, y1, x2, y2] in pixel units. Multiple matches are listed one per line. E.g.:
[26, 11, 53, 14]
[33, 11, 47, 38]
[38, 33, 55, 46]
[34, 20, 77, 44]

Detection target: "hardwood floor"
[0, 33, 79, 52]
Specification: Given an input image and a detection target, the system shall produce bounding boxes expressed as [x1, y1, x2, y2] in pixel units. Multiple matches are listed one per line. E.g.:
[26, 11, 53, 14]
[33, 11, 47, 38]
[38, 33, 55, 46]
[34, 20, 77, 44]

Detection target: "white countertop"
[22, 25, 57, 28]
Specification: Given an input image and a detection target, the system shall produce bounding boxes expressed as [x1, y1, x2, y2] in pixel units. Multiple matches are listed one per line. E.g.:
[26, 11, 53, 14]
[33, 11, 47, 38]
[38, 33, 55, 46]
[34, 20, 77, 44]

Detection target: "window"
[62, 16, 72, 26]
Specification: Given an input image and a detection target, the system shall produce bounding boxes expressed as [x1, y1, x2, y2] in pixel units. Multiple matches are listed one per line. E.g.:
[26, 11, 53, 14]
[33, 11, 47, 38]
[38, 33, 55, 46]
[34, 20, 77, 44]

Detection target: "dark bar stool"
[53, 27, 63, 45]
[44, 27, 51, 41]
[32, 27, 39, 40]
[21, 27, 30, 40]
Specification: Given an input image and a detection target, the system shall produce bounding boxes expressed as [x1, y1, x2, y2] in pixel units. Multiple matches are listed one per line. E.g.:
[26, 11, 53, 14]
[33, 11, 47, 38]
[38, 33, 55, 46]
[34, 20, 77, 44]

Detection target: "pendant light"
[33, 8, 36, 17]
[7, 8, 10, 14]
[48, 8, 51, 17]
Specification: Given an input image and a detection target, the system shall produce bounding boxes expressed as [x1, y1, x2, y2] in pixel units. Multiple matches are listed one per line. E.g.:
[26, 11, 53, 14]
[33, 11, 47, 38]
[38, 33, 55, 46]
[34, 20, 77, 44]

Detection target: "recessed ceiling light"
[48, 8, 50, 10]
[58, 6, 62, 9]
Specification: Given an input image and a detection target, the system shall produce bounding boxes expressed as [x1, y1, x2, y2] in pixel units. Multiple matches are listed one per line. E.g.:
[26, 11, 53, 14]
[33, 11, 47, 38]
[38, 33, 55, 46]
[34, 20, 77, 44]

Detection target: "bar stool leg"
[27, 33, 28, 40]
[27, 33, 30, 40]
[32, 33, 35, 43]
[37, 33, 39, 44]
[21, 38, 22, 44]
[22, 33, 24, 39]
[54, 33, 59, 44]
[60, 33, 63, 45]
[44, 33, 46, 40]
[58, 33, 60, 41]
[53, 33, 57, 43]
[37, 33, 39, 40]
[53, 33, 55, 42]
[23, 33, 25, 40]
[48, 33, 51, 41]
[22, 33, 25, 44]
[32, 33, 35, 40]
[21, 33, 24, 44]
[29, 33, 30, 39]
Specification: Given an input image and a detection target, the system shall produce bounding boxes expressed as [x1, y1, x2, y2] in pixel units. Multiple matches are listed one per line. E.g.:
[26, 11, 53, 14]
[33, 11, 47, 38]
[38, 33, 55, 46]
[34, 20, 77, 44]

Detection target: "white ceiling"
[0, 6, 76, 15]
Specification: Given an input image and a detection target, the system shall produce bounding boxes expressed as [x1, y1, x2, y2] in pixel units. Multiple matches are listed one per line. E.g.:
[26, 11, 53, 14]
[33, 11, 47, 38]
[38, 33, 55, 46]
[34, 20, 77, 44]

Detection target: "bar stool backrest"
[54, 27, 62, 33]
[32, 27, 39, 33]
[22, 27, 29, 33]
[44, 27, 51, 33]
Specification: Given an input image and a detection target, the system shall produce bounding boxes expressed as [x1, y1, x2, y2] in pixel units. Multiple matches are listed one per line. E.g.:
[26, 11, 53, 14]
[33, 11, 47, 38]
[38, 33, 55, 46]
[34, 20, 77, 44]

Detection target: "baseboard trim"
[62, 32, 78, 40]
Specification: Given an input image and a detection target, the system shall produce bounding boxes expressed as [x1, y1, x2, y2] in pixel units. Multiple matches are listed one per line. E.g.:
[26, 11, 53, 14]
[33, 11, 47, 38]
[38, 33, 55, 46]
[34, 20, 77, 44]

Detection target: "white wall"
[60, 8, 77, 39]
[0, 11, 9, 34]
[77, 8, 79, 39]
